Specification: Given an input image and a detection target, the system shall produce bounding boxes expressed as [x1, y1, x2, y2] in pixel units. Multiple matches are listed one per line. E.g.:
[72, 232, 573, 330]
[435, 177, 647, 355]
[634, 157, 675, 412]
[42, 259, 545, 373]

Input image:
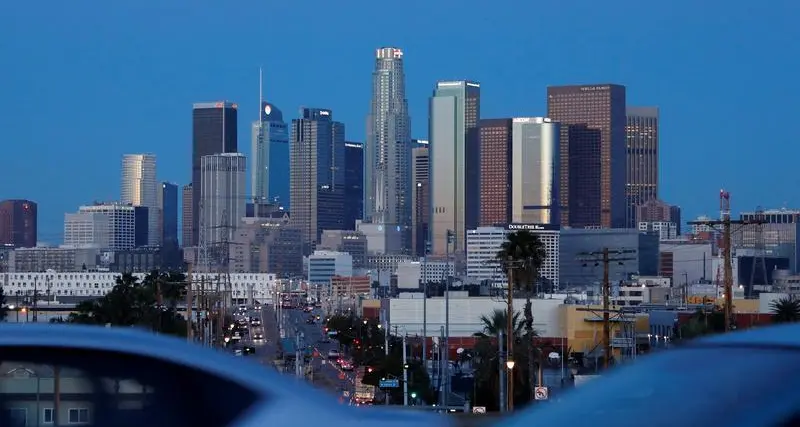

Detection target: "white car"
[0, 324, 449, 427]
[327, 349, 341, 359]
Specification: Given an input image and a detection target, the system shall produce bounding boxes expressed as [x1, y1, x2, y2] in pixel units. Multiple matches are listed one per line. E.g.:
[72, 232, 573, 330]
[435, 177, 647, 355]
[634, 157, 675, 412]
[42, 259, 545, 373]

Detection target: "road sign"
[534, 386, 549, 401]
[379, 379, 400, 388]
[472, 406, 486, 414]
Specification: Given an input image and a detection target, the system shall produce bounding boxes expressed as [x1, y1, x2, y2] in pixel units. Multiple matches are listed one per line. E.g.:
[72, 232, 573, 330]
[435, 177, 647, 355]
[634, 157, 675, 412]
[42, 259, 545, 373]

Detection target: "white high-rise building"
[200, 153, 246, 247]
[466, 224, 561, 290]
[65, 203, 140, 250]
[121, 154, 159, 246]
[365, 47, 411, 239]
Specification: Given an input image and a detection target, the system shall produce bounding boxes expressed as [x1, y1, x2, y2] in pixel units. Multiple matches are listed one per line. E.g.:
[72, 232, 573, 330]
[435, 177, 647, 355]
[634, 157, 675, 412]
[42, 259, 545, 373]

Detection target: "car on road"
[0, 324, 447, 427]
[253, 333, 264, 341]
[243, 346, 256, 355]
[327, 349, 340, 359]
[339, 359, 354, 371]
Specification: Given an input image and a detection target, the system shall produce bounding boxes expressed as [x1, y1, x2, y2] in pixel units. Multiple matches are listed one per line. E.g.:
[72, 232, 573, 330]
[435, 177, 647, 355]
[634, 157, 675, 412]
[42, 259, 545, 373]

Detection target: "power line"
[576, 248, 636, 370]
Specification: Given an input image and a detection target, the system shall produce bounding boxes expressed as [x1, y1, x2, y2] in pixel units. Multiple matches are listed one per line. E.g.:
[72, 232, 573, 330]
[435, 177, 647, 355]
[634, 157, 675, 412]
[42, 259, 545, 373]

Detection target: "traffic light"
[367, 366, 373, 373]
[403, 363, 409, 369]
[410, 392, 417, 399]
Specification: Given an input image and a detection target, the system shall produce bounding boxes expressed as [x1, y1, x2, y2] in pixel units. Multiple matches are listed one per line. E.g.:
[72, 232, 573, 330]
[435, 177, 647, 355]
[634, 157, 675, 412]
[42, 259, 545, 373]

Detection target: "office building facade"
[478, 119, 513, 227]
[251, 101, 290, 208]
[181, 184, 192, 248]
[66, 203, 148, 250]
[411, 146, 430, 257]
[511, 117, 560, 225]
[120, 154, 159, 246]
[365, 47, 411, 237]
[200, 153, 246, 247]
[290, 108, 346, 253]
[157, 182, 179, 248]
[547, 84, 627, 228]
[0, 200, 37, 248]
[429, 80, 481, 256]
[344, 142, 364, 230]
[626, 107, 659, 227]
[191, 101, 238, 246]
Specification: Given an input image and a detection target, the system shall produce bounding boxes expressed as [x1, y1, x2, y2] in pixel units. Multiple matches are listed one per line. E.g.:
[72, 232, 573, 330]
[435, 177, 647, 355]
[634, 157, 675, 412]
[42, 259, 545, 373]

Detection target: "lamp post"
[506, 359, 515, 411]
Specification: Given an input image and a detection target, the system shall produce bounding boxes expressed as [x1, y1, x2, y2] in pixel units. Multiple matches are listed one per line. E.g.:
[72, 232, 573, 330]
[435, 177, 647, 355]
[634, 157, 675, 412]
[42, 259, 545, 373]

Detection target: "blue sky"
[3, 0, 798, 243]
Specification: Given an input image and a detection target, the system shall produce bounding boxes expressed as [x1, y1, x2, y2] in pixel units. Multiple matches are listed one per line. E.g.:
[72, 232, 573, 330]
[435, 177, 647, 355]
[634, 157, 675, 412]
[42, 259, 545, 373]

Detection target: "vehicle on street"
[340, 360, 354, 371]
[327, 349, 340, 359]
[243, 346, 256, 355]
[503, 323, 800, 427]
[0, 324, 446, 427]
[253, 333, 264, 341]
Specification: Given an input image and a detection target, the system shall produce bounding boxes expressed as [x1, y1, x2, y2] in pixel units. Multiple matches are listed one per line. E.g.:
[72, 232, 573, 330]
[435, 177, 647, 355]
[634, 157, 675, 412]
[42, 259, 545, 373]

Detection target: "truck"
[353, 373, 376, 405]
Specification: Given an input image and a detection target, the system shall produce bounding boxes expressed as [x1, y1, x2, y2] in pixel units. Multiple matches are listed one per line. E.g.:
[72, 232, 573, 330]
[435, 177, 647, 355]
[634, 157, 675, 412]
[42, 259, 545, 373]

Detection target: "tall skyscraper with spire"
[251, 69, 289, 211]
[365, 47, 411, 241]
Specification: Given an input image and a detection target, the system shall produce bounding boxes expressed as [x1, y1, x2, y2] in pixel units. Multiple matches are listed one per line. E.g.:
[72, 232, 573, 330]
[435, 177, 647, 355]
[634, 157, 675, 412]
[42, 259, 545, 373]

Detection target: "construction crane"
[689, 190, 764, 332]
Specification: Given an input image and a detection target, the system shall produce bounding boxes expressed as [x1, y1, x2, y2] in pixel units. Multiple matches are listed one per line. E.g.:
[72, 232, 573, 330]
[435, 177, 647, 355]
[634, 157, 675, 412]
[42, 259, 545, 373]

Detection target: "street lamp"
[506, 359, 515, 411]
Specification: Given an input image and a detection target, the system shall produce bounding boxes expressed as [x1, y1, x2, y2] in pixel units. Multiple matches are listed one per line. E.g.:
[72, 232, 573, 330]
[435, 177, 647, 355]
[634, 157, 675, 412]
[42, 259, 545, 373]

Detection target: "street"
[277, 304, 358, 403]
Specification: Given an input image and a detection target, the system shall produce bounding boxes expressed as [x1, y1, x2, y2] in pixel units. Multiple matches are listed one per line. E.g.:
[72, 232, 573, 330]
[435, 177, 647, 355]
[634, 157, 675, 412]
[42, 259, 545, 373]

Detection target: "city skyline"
[5, 0, 796, 240]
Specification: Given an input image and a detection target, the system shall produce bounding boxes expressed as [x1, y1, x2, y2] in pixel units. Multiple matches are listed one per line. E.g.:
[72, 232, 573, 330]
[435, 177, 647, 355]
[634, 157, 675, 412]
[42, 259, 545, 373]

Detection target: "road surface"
[280, 305, 357, 403]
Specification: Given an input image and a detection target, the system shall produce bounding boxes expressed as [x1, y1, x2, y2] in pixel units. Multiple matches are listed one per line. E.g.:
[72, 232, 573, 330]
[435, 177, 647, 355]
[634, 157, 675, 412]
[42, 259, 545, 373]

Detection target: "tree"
[67, 271, 188, 336]
[771, 297, 800, 323]
[674, 307, 725, 341]
[474, 309, 524, 339]
[497, 230, 547, 402]
[0, 287, 7, 322]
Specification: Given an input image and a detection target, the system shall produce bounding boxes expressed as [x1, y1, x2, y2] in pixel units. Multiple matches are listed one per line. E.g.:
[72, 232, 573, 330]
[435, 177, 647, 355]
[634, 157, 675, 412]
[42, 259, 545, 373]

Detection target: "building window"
[43, 408, 54, 424]
[5, 408, 27, 427]
[68, 408, 89, 424]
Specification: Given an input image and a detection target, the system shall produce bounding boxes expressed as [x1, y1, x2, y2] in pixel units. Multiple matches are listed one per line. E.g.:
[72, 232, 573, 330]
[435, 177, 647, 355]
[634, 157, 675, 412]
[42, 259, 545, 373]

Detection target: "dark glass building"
[159, 182, 179, 247]
[290, 108, 345, 254]
[133, 206, 149, 247]
[344, 142, 364, 230]
[0, 199, 37, 248]
[626, 107, 660, 227]
[191, 101, 238, 246]
[547, 84, 627, 228]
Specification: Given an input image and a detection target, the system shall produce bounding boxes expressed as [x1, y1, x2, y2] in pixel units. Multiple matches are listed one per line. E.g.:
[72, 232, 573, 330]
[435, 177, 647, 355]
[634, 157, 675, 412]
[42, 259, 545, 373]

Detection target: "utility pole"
[186, 262, 194, 342]
[402, 334, 408, 406]
[442, 229, 454, 408]
[384, 316, 390, 405]
[422, 239, 430, 373]
[498, 329, 506, 413]
[689, 190, 764, 332]
[576, 248, 636, 369]
[506, 267, 515, 411]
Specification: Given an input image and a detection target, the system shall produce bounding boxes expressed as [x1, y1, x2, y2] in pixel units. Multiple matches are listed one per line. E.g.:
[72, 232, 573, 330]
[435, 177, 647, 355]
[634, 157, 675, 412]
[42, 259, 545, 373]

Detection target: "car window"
[0, 346, 262, 427]
[500, 346, 800, 427]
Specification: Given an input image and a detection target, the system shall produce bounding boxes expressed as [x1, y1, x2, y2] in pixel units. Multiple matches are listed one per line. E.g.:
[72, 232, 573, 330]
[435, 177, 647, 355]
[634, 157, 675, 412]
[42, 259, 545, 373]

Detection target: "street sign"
[379, 379, 400, 388]
[534, 386, 549, 401]
[472, 406, 487, 414]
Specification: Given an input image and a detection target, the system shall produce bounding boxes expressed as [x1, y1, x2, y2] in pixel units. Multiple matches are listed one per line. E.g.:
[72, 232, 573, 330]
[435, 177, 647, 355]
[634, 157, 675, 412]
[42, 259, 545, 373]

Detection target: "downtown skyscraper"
[429, 80, 481, 256]
[290, 108, 345, 254]
[251, 72, 290, 209]
[626, 106, 659, 227]
[120, 153, 159, 246]
[365, 47, 411, 238]
[191, 101, 238, 247]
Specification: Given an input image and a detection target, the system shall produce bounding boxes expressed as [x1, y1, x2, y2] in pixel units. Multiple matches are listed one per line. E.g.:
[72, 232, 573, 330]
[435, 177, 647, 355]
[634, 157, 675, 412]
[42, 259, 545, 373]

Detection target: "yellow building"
[560, 305, 649, 359]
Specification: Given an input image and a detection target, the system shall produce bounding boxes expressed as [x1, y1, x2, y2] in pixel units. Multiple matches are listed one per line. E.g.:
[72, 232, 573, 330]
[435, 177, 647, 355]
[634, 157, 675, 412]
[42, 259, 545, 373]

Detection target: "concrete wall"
[388, 296, 563, 338]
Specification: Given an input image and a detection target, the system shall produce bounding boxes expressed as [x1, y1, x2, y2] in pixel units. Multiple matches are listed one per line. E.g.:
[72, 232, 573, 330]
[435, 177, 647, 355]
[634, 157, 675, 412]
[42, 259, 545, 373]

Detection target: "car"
[502, 323, 800, 427]
[327, 349, 340, 359]
[340, 360, 354, 371]
[243, 346, 256, 355]
[0, 324, 448, 427]
[253, 333, 265, 340]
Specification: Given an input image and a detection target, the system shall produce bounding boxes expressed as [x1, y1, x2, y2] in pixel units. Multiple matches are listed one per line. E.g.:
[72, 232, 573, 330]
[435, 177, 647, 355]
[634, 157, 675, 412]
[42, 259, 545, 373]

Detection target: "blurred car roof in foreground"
[496, 323, 800, 427]
[0, 324, 450, 427]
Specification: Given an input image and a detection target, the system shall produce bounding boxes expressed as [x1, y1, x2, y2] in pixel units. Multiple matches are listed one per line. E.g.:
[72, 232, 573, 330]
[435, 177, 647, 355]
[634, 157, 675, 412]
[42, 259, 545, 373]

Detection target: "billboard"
[506, 223, 560, 232]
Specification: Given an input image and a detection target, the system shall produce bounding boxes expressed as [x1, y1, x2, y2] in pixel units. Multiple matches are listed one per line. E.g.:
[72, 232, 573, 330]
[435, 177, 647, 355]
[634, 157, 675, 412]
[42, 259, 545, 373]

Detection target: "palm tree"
[474, 309, 524, 339]
[771, 297, 800, 323]
[497, 230, 547, 402]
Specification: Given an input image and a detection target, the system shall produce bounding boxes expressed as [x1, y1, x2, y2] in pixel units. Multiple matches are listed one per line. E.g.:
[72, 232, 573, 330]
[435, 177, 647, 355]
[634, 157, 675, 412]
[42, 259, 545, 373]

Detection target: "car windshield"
[503, 346, 800, 427]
